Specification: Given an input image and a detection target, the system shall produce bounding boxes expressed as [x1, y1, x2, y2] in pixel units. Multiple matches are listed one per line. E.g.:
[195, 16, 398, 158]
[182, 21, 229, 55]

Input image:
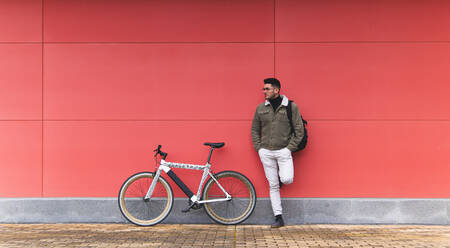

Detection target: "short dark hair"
[263, 78, 281, 89]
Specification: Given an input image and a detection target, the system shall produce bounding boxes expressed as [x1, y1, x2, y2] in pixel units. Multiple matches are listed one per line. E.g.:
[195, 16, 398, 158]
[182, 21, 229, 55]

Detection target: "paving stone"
[0, 224, 449, 247]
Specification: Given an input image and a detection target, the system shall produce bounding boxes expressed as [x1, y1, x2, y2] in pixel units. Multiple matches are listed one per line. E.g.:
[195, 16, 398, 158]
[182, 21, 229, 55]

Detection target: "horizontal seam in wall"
[1, 41, 450, 45]
[22, 42, 273, 44]
[2, 119, 245, 121]
[1, 197, 449, 200]
[308, 119, 450, 122]
[0, 42, 42, 44]
[2, 119, 450, 122]
[277, 41, 450, 44]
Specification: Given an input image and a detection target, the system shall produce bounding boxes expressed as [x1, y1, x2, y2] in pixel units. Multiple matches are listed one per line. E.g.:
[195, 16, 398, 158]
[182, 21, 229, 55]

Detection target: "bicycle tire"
[118, 172, 173, 226]
[202, 171, 256, 225]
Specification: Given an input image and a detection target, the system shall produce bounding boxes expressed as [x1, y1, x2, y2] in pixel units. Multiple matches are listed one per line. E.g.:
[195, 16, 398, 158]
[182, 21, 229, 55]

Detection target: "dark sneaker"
[271, 215, 284, 228]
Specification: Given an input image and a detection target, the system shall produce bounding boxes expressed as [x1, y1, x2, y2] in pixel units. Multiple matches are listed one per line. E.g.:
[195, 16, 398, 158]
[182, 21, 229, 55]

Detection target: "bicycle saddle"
[203, 142, 225, 148]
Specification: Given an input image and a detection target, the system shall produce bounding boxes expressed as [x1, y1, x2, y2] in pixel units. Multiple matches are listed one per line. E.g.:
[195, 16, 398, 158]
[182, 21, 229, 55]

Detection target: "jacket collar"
[265, 95, 289, 106]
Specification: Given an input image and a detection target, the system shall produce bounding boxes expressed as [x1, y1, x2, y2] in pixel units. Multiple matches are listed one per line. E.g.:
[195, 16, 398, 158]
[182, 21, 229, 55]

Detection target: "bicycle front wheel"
[118, 172, 173, 226]
[202, 171, 256, 225]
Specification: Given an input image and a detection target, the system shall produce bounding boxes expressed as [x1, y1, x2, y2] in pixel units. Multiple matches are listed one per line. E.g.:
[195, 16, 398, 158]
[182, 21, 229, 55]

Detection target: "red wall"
[1, 0, 450, 198]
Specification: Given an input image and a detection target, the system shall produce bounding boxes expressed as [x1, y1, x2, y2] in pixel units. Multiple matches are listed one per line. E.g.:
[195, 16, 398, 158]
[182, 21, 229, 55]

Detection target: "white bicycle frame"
[144, 159, 231, 204]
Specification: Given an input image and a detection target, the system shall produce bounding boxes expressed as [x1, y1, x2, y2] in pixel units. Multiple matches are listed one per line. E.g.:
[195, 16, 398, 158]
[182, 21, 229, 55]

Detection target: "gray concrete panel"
[398, 199, 448, 225]
[283, 198, 305, 225]
[0, 198, 125, 223]
[448, 200, 450, 225]
[351, 199, 399, 224]
[303, 199, 352, 224]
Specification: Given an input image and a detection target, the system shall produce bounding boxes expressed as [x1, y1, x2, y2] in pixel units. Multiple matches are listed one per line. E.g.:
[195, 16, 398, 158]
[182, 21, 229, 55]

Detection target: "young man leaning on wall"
[251, 78, 304, 228]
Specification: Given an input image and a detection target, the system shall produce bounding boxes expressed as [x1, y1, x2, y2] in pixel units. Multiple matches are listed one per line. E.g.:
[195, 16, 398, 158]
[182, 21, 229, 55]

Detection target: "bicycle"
[118, 142, 256, 226]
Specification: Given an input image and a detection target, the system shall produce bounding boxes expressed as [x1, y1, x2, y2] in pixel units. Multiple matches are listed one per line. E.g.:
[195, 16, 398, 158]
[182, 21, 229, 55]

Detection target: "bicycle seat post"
[206, 147, 215, 164]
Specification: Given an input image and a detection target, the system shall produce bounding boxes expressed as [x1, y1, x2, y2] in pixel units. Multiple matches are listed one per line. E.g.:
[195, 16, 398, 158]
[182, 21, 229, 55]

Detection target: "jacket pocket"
[258, 110, 271, 122]
[276, 109, 289, 123]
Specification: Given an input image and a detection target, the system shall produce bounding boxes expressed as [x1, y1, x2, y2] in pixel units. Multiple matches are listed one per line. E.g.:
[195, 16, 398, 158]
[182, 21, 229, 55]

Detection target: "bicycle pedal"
[191, 203, 203, 210]
[181, 202, 196, 213]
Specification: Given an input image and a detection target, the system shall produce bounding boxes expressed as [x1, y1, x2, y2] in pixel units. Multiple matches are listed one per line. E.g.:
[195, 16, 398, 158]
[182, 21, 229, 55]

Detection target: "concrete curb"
[0, 198, 449, 224]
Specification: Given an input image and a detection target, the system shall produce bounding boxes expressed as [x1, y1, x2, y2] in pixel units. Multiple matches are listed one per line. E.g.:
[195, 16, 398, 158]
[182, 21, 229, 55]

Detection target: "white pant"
[258, 147, 294, 216]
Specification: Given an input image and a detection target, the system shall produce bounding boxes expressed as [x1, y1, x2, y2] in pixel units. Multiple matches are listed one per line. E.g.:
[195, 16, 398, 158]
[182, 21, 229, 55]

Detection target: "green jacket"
[251, 95, 304, 152]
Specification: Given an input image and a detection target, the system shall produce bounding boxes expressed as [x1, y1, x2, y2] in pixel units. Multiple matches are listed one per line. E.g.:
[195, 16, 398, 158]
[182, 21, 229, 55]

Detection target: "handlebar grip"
[153, 145, 162, 152]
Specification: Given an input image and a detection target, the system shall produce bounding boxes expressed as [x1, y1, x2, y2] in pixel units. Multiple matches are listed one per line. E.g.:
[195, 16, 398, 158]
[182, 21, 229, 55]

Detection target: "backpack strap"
[287, 100, 296, 137]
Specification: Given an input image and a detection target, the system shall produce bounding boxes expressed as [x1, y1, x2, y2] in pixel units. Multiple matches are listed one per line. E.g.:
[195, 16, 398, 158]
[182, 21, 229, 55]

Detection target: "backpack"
[286, 100, 308, 151]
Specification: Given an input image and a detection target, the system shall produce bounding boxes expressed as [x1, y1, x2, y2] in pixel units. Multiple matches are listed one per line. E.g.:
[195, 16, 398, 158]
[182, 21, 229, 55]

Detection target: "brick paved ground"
[0, 224, 449, 248]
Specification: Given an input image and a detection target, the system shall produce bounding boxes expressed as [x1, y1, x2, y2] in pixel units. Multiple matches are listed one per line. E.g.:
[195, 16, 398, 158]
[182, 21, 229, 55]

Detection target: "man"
[251, 78, 304, 228]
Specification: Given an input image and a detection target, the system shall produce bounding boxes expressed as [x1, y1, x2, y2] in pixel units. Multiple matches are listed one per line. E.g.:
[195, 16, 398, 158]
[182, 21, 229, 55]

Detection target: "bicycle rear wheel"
[118, 172, 173, 226]
[202, 171, 256, 225]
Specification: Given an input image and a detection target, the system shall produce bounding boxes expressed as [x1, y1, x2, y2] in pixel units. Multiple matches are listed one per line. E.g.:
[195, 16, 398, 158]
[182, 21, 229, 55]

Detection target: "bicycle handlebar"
[154, 145, 167, 160]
